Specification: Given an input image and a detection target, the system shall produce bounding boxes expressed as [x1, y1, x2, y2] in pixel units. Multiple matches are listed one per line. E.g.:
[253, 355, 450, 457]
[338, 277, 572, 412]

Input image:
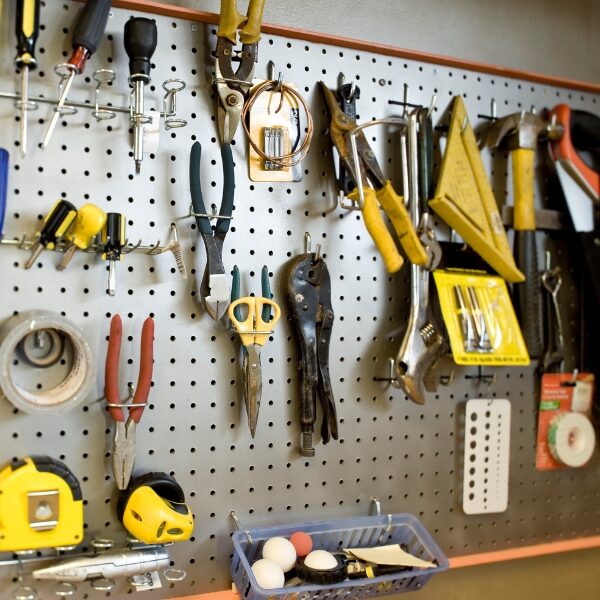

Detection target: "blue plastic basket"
[231, 513, 448, 600]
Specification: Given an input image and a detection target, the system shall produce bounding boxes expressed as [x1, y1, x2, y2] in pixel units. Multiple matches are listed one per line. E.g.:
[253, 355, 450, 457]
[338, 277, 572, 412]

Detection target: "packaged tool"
[0, 456, 83, 552]
[117, 472, 194, 544]
[433, 270, 530, 366]
[535, 373, 596, 470]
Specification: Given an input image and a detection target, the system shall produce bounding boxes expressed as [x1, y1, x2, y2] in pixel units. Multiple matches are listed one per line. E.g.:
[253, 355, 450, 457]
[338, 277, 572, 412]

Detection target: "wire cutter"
[320, 81, 428, 274]
[229, 266, 280, 437]
[190, 141, 235, 320]
[215, 0, 266, 144]
[105, 314, 154, 490]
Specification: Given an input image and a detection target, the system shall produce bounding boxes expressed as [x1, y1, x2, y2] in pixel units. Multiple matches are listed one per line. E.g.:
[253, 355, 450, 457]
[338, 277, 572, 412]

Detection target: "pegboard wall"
[0, 1, 599, 598]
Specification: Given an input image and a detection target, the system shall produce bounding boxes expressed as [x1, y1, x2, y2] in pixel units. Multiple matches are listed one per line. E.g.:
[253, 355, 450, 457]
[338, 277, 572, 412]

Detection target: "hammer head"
[482, 111, 562, 150]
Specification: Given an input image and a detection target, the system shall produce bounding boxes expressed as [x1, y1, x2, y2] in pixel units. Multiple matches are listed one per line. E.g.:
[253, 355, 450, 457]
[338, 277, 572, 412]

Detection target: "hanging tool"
[189, 141, 235, 320]
[228, 271, 280, 437]
[214, 0, 266, 144]
[541, 253, 564, 373]
[124, 17, 158, 174]
[393, 109, 445, 404]
[105, 314, 154, 490]
[15, 0, 41, 156]
[42, 0, 112, 149]
[549, 105, 600, 306]
[0, 456, 83, 552]
[482, 110, 561, 358]
[117, 472, 194, 544]
[454, 286, 477, 352]
[33, 547, 171, 583]
[320, 81, 427, 274]
[0, 148, 8, 237]
[101, 212, 125, 296]
[284, 235, 338, 456]
[25, 200, 77, 269]
[58, 202, 106, 270]
[431, 96, 524, 282]
[336, 74, 360, 196]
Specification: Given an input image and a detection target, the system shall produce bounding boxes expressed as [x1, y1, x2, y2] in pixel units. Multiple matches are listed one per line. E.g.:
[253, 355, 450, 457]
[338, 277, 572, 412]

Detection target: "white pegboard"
[0, 2, 598, 598]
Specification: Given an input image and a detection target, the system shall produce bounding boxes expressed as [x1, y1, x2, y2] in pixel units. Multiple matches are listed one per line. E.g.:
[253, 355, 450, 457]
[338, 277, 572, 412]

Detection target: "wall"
[167, 1, 600, 598]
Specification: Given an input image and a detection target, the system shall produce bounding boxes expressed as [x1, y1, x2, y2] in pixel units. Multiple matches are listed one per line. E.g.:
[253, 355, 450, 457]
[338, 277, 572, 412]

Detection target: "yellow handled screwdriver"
[25, 200, 77, 269]
[58, 203, 107, 271]
[102, 213, 125, 296]
[15, 0, 41, 156]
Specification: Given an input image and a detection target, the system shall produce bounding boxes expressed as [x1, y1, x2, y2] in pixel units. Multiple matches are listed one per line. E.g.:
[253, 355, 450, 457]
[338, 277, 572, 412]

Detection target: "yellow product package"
[433, 270, 530, 366]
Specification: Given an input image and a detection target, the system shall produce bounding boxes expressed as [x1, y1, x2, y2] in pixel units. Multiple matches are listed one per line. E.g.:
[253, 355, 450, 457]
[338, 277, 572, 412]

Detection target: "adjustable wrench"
[393, 110, 444, 404]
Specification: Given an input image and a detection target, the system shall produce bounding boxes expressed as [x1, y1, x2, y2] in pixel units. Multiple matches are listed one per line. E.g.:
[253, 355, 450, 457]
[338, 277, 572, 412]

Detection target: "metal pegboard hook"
[162, 79, 188, 129]
[91, 69, 116, 122]
[230, 511, 252, 545]
[52, 582, 76, 597]
[52, 64, 78, 117]
[373, 357, 400, 385]
[11, 555, 38, 600]
[178, 203, 234, 222]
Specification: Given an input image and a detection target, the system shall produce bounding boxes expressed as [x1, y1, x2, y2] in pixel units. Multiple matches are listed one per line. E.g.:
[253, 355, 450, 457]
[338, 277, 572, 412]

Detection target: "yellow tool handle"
[219, 0, 264, 45]
[376, 180, 428, 267]
[240, 0, 265, 45]
[511, 148, 536, 231]
[67, 203, 107, 249]
[349, 187, 404, 274]
[229, 297, 280, 346]
[254, 298, 280, 346]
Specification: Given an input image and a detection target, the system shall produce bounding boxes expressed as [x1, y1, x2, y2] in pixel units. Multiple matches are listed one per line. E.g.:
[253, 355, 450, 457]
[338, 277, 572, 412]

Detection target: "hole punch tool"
[104, 314, 154, 491]
[42, 0, 112, 149]
[319, 81, 428, 274]
[229, 266, 281, 437]
[284, 235, 338, 457]
[214, 0, 266, 145]
[189, 141, 235, 320]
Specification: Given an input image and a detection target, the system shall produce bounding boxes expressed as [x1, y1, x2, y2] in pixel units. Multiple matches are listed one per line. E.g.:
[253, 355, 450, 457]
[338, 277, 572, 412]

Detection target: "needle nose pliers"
[105, 314, 154, 490]
[189, 141, 235, 320]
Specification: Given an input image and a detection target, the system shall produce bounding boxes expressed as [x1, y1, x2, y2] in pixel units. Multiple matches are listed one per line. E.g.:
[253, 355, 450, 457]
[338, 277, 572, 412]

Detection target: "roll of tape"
[0, 311, 95, 414]
[548, 412, 596, 468]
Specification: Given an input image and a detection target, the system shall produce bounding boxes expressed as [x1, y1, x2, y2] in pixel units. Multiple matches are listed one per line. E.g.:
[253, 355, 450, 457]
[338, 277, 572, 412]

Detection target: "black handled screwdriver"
[15, 0, 41, 157]
[42, 0, 112, 149]
[25, 200, 77, 269]
[102, 213, 125, 296]
[124, 17, 158, 174]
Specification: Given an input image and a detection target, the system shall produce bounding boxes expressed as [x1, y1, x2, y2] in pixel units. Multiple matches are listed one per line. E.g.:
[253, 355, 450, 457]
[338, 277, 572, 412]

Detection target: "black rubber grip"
[189, 142, 212, 235]
[31, 455, 82, 501]
[72, 0, 112, 55]
[513, 230, 542, 358]
[15, 0, 41, 68]
[417, 110, 434, 213]
[103, 212, 124, 258]
[215, 143, 235, 236]
[571, 110, 600, 151]
[124, 17, 157, 79]
[39, 200, 77, 245]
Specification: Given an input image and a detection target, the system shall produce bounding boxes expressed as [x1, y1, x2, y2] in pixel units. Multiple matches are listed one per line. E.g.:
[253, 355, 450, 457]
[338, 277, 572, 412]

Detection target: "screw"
[226, 94, 238, 107]
[378, 79, 386, 86]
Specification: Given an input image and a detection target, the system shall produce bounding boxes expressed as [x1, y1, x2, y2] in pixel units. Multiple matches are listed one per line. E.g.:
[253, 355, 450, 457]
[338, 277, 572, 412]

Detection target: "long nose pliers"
[190, 141, 235, 320]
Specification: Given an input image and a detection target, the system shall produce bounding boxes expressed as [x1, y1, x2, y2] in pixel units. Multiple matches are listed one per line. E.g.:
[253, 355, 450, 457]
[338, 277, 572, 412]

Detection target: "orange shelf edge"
[176, 536, 600, 599]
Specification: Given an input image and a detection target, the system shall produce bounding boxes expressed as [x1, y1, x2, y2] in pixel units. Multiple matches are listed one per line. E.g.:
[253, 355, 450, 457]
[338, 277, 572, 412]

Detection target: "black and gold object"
[117, 472, 194, 545]
[0, 456, 83, 552]
[102, 212, 126, 296]
[25, 200, 77, 269]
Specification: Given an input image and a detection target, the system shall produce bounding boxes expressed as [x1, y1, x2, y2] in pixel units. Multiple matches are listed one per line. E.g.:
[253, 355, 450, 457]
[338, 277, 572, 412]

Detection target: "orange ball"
[289, 531, 313, 558]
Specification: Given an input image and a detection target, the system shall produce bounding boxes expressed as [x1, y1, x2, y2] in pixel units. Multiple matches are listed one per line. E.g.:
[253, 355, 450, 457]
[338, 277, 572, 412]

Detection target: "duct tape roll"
[548, 412, 596, 468]
[0, 311, 95, 414]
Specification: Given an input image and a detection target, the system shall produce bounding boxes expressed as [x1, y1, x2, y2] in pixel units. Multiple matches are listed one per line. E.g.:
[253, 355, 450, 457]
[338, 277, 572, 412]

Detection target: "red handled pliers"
[104, 314, 154, 490]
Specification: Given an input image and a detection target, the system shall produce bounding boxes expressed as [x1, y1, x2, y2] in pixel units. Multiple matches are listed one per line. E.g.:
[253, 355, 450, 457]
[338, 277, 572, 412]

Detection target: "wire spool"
[0, 311, 95, 414]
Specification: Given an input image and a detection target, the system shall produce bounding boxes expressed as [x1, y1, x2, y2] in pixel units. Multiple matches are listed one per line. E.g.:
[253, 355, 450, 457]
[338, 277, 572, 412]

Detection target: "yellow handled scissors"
[228, 296, 280, 437]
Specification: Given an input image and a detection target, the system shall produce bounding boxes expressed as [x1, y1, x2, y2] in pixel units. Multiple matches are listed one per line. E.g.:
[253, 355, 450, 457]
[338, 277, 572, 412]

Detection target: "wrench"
[393, 110, 444, 404]
[541, 253, 564, 373]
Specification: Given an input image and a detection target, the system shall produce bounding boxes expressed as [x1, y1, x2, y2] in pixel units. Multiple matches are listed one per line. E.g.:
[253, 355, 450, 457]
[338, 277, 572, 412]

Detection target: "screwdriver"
[124, 17, 158, 174]
[25, 200, 77, 269]
[58, 203, 107, 271]
[15, 0, 40, 157]
[42, 0, 112, 149]
[102, 213, 125, 296]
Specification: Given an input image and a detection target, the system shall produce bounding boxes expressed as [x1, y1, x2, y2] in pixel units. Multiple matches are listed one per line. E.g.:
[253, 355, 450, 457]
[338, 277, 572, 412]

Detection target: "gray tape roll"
[0, 311, 95, 414]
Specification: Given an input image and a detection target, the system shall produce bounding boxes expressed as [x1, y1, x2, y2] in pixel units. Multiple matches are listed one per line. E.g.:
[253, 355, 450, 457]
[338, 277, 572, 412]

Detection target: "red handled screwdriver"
[42, 0, 112, 149]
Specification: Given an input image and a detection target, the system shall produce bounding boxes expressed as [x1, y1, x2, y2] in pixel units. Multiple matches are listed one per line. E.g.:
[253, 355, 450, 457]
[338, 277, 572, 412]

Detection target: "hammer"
[483, 112, 561, 359]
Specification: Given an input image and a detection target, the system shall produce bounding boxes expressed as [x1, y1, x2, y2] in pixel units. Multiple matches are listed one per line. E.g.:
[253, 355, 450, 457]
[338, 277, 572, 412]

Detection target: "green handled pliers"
[215, 0, 266, 144]
[190, 141, 235, 320]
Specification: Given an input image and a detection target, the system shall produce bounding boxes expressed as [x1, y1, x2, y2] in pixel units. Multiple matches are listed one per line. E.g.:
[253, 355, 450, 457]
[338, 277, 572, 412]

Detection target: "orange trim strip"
[110, 0, 600, 94]
[449, 535, 600, 568]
